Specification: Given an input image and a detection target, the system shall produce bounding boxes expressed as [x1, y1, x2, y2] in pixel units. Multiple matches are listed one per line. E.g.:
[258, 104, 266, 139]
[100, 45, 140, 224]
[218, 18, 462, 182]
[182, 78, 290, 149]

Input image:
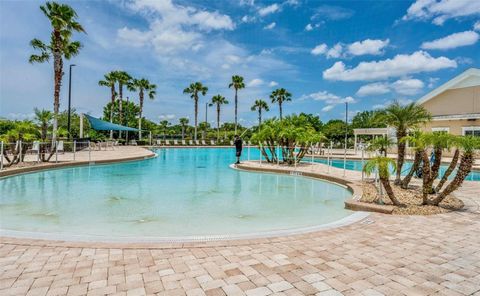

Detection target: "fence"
[0, 140, 118, 170]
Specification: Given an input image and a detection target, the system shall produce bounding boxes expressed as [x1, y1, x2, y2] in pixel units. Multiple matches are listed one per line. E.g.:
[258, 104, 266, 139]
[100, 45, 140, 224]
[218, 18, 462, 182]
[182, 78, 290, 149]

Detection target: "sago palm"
[183, 82, 208, 141]
[129, 78, 156, 139]
[29, 1, 85, 143]
[98, 71, 117, 138]
[228, 75, 245, 135]
[209, 95, 229, 140]
[270, 88, 292, 120]
[251, 99, 270, 127]
[179, 117, 189, 140]
[400, 130, 426, 189]
[34, 108, 53, 141]
[383, 101, 431, 184]
[363, 156, 403, 206]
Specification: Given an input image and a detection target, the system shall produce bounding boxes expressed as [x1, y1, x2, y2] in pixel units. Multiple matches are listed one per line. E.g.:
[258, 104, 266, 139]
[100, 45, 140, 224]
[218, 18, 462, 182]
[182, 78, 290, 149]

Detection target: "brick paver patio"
[1, 158, 480, 295]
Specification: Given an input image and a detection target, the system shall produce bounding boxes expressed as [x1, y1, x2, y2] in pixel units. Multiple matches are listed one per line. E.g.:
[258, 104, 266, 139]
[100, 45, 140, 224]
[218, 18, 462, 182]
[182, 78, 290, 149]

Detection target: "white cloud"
[301, 90, 356, 112]
[269, 81, 279, 87]
[373, 98, 415, 110]
[258, 3, 280, 16]
[310, 39, 389, 58]
[428, 77, 439, 88]
[347, 39, 389, 56]
[475, 21, 480, 31]
[402, 0, 480, 25]
[421, 30, 479, 50]
[264, 22, 276, 30]
[311, 5, 354, 21]
[241, 15, 256, 23]
[305, 23, 313, 31]
[158, 114, 176, 120]
[356, 82, 390, 97]
[323, 51, 457, 81]
[311, 43, 327, 55]
[247, 78, 264, 87]
[356, 78, 424, 97]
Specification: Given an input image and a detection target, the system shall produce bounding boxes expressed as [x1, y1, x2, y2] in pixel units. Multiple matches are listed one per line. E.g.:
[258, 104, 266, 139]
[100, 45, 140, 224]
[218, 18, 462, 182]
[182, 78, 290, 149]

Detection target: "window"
[431, 127, 449, 133]
[462, 126, 480, 137]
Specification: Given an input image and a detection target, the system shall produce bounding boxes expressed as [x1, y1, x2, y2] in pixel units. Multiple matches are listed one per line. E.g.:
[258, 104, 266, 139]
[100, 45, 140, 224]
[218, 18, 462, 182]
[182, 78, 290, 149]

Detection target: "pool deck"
[1, 151, 480, 295]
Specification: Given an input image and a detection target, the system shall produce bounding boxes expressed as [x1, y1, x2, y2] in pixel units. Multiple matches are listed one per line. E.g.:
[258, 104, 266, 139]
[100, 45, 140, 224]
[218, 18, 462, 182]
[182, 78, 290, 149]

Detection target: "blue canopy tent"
[84, 114, 139, 131]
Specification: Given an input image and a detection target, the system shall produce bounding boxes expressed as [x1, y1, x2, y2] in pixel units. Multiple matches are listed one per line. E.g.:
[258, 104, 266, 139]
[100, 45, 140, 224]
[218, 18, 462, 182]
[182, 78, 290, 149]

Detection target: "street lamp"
[67, 64, 76, 139]
[205, 102, 209, 123]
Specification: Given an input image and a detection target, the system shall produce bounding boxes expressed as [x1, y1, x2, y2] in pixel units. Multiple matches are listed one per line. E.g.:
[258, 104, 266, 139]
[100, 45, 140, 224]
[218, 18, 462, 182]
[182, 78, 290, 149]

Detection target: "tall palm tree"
[250, 99, 269, 127]
[363, 156, 403, 206]
[179, 117, 189, 140]
[129, 78, 156, 140]
[270, 88, 292, 120]
[98, 71, 117, 139]
[183, 82, 208, 141]
[383, 101, 431, 184]
[29, 1, 85, 143]
[209, 95, 229, 140]
[228, 75, 245, 135]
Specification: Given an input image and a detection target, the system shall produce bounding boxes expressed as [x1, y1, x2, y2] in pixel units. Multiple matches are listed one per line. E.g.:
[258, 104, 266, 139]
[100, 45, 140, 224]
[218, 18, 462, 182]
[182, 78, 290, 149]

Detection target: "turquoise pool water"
[0, 148, 353, 239]
[312, 158, 480, 181]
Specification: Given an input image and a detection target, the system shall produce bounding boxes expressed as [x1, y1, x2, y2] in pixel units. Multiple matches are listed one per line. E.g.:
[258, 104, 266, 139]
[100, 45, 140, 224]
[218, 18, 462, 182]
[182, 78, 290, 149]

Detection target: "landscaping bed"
[361, 180, 464, 215]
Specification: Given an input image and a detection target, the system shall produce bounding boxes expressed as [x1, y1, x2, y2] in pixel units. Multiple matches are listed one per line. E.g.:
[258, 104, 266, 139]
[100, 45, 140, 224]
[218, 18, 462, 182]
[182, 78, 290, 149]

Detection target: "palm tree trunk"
[138, 91, 144, 140]
[435, 149, 460, 193]
[426, 147, 443, 193]
[234, 89, 238, 135]
[401, 150, 422, 189]
[217, 104, 220, 141]
[279, 102, 283, 120]
[430, 153, 473, 205]
[181, 126, 185, 140]
[194, 95, 198, 141]
[110, 85, 115, 139]
[119, 83, 123, 138]
[380, 177, 402, 206]
[395, 131, 406, 184]
[421, 151, 431, 205]
[52, 47, 63, 144]
[258, 109, 262, 126]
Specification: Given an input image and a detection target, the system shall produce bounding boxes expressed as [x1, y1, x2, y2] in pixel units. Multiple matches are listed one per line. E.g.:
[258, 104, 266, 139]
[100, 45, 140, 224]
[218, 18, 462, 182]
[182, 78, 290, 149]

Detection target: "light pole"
[67, 64, 76, 139]
[205, 102, 209, 123]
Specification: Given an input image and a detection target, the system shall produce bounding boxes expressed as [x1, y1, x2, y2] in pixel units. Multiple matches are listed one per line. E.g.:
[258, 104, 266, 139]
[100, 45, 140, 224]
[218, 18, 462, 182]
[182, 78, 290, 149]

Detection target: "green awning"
[85, 114, 139, 131]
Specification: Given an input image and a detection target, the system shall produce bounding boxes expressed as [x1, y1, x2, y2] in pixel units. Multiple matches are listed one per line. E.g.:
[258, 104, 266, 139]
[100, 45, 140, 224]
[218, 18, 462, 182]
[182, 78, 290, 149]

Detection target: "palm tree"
[29, 1, 85, 143]
[209, 95, 229, 140]
[129, 78, 156, 140]
[34, 108, 52, 142]
[430, 136, 480, 205]
[98, 71, 117, 139]
[183, 82, 208, 141]
[179, 118, 189, 140]
[435, 142, 460, 193]
[159, 120, 170, 141]
[363, 156, 403, 206]
[251, 99, 270, 127]
[400, 130, 426, 189]
[367, 136, 394, 157]
[270, 88, 292, 120]
[383, 101, 431, 184]
[112, 71, 132, 136]
[228, 75, 245, 134]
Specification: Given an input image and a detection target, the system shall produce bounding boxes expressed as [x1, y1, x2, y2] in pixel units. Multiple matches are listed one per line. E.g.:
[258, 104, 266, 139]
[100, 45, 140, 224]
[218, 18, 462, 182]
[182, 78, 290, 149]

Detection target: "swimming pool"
[312, 158, 480, 181]
[0, 148, 355, 241]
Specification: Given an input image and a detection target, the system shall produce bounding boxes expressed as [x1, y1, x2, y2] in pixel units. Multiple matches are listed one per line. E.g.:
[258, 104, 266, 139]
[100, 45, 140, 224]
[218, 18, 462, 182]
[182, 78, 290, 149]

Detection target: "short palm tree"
[400, 130, 426, 189]
[251, 99, 270, 127]
[159, 120, 170, 141]
[98, 71, 117, 139]
[29, 1, 85, 143]
[383, 101, 431, 184]
[129, 78, 156, 140]
[209, 95, 229, 140]
[367, 136, 394, 157]
[228, 75, 245, 135]
[179, 117, 189, 140]
[183, 82, 208, 141]
[363, 156, 403, 206]
[33, 108, 53, 161]
[270, 88, 292, 120]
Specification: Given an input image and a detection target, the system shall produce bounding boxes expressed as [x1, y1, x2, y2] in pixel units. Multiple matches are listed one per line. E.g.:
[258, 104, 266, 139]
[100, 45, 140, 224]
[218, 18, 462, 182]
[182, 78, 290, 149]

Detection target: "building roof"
[417, 68, 480, 105]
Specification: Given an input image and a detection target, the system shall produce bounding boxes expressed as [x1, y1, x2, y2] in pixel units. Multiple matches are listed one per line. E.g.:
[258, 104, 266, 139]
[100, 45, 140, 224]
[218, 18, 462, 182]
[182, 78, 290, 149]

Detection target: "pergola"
[353, 127, 396, 152]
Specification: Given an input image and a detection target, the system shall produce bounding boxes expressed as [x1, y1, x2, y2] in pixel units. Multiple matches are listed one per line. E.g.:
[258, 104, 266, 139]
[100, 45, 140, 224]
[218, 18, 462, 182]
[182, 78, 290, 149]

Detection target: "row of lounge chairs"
[155, 139, 219, 146]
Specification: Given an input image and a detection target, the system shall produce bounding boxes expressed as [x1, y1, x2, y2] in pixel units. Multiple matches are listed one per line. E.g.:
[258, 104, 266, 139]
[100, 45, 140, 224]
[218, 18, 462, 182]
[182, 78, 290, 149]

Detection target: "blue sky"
[1, 0, 479, 126]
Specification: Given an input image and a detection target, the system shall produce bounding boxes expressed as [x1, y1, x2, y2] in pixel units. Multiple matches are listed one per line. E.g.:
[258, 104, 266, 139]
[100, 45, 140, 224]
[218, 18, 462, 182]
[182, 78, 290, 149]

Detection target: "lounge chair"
[210, 140, 215, 145]
[29, 141, 40, 154]
[129, 140, 137, 146]
[230, 141, 234, 146]
[194, 140, 199, 145]
[189, 140, 194, 145]
[156, 139, 162, 146]
[165, 140, 170, 145]
[57, 141, 64, 153]
[174, 140, 179, 145]
[201, 140, 206, 145]
[182, 140, 186, 145]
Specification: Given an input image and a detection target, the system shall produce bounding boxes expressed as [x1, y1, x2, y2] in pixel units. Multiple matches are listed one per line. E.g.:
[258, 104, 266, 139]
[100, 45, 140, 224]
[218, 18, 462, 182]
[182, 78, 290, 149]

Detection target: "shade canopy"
[84, 114, 139, 131]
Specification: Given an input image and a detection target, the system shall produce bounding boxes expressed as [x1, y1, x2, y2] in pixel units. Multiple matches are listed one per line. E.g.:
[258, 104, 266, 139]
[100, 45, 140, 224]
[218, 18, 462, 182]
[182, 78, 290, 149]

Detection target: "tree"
[299, 113, 323, 131]
[363, 156, 403, 206]
[270, 88, 292, 120]
[29, 1, 85, 143]
[102, 100, 140, 136]
[209, 95, 228, 140]
[183, 82, 208, 141]
[228, 75, 245, 134]
[400, 130, 426, 189]
[112, 71, 132, 136]
[351, 110, 386, 129]
[98, 71, 117, 139]
[159, 120, 170, 141]
[179, 118, 189, 140]
[383, 101, 431, 184]
[322, 119, 352, 144]
[129, 78, 156, 140]
[428, 136, 479, 205]
[0, 121, 39, 166]
[368, 136, 394, 157]
[251, 99, 269, 127]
